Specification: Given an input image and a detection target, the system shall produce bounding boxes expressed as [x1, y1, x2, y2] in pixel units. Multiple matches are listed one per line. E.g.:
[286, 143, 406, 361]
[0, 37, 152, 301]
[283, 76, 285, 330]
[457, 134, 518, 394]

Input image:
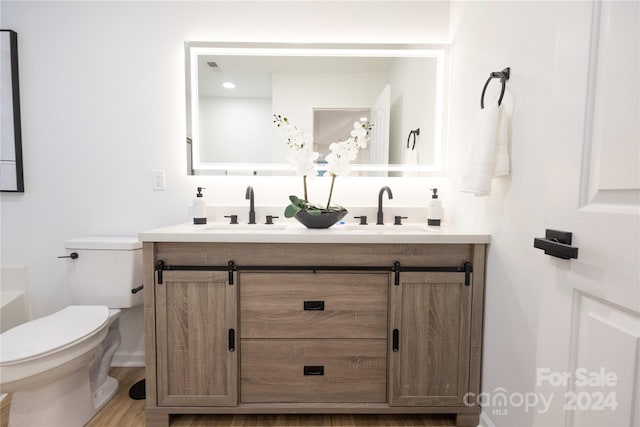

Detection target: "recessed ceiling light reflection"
[222, 82, 236, 89]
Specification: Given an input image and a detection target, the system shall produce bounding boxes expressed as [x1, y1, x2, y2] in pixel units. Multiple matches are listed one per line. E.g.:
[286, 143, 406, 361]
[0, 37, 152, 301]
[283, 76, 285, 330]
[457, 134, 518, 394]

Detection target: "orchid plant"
[273, 114, 372, 218]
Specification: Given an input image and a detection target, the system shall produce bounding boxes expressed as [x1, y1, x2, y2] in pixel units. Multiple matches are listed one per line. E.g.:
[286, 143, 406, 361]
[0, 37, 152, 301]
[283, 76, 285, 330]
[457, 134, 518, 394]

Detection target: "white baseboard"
[111, 351, 145, 367]
[479, 411, 497, 427]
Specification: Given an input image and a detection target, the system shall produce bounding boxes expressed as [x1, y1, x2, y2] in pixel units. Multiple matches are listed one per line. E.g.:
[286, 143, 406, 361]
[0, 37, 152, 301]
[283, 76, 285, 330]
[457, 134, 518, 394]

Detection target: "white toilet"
[0, 237, 143, 427]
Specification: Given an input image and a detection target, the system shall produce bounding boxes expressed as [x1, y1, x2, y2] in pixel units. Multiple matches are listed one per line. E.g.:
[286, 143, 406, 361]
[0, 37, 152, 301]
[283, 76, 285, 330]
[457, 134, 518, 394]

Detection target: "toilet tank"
[64, 237, 143, 308]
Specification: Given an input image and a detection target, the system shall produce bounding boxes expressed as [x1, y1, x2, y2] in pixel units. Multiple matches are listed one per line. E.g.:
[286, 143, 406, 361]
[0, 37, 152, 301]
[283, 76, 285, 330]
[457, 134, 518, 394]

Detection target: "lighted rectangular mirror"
[185, 42, 448, 177]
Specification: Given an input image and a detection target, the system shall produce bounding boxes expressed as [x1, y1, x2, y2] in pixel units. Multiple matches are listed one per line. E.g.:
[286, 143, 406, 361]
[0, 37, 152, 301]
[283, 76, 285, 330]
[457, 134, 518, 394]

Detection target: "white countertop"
[139, 222, 490, 244]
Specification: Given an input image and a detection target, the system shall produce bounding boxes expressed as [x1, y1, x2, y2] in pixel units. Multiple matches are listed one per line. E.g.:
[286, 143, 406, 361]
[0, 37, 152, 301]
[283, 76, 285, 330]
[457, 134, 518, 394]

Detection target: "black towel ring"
[406, 128, 420, 150]
[481, 67, 511, 109]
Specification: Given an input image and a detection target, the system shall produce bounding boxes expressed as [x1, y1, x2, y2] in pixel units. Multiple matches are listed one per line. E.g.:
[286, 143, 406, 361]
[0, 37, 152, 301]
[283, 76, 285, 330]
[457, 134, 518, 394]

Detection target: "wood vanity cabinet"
[143, 242, 486, 427]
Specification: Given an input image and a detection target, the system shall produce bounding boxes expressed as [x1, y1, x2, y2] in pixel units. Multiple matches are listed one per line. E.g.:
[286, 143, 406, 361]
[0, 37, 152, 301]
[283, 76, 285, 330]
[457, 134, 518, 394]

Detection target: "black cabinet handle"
[228, 328, 235, 352]
[392, 329, 399, 352]
[304, 365, 324, 376]
[303, 301, 324, 311]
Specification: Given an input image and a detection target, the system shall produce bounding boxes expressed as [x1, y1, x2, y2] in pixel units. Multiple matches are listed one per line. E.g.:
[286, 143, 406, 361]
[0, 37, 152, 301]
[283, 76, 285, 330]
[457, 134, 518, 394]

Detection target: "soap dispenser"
[193, 187, 207, 225]
[427, 188, 442, 226]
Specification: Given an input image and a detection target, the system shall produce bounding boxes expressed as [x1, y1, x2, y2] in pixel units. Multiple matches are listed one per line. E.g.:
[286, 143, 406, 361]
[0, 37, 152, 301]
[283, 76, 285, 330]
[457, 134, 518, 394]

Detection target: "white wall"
[388, 57, 437, 168]
[447, 2, 580, 426]
[0, 1, 450, 365]
[198, 96, 272, 164]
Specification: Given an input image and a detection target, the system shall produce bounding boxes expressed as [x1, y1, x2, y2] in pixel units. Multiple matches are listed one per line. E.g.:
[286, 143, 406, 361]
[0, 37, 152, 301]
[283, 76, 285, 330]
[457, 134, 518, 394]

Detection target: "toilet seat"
[0, 305, 109, 365]
[0, 236, 142, 426]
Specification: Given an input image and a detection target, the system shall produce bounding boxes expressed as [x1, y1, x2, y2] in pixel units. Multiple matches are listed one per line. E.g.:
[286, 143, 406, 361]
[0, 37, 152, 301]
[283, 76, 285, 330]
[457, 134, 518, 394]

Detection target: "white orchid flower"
[274, 114, 372, 210]
[287, 145, 318, 177]
[350, 122, 369, 149]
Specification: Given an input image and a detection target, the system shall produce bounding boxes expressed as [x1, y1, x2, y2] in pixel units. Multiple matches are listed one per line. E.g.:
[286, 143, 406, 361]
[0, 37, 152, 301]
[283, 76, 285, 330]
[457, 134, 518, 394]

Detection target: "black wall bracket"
[534, 229, 579, 260]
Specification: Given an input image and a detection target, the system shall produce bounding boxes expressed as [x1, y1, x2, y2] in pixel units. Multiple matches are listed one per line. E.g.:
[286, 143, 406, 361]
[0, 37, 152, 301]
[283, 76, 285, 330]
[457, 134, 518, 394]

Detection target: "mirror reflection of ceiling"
[186, 43, 448, 177]
[197, 56, 397, 98]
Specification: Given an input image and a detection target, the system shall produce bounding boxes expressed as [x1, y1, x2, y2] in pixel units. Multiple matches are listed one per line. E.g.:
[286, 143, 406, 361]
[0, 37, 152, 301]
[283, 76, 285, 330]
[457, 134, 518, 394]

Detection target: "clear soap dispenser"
[193, 187, 207, 225]
[427, 188, 442, 226]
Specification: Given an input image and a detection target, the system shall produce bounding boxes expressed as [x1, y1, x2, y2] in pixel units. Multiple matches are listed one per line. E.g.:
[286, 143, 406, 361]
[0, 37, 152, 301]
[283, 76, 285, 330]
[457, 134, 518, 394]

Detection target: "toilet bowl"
[0, 237, 142, 427]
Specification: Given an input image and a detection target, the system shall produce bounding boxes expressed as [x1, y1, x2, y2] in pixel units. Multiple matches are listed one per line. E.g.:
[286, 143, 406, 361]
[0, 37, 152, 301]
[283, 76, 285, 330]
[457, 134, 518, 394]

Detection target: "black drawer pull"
[304, 365, 324, 376]
[303, 301, 324, 311]
[392, 329, 399, 352]
[228, 328, 235, 352]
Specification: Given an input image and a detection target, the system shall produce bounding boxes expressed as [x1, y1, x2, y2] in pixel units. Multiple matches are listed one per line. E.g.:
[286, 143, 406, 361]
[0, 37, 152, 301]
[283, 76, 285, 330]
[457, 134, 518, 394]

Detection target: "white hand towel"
[461, 103, 510, 196]
[494, 108, 510, 176]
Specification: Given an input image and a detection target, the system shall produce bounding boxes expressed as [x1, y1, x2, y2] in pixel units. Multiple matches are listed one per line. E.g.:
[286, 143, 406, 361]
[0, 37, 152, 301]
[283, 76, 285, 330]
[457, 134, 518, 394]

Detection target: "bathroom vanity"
[139, 223, 489, 427]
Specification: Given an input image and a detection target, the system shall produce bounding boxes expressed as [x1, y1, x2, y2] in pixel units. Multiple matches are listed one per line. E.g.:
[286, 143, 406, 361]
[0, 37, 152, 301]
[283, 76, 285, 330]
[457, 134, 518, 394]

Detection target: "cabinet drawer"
[241, 339, 387, 403]
[240, 272, 388, 339]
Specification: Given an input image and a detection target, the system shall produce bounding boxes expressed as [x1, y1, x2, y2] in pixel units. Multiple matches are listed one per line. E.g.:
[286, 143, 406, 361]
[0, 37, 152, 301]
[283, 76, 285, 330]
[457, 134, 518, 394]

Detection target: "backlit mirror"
[186, 42, 448, 177]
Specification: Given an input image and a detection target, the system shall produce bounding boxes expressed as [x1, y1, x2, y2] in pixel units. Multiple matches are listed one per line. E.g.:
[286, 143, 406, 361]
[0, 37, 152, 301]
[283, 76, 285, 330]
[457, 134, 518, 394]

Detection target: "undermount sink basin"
[205, 223, 288, 231]
[341, 224, 438, 233]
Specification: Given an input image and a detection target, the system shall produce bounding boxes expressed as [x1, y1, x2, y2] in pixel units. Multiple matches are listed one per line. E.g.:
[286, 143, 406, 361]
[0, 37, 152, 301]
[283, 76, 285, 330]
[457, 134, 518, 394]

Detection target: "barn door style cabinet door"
[154, 270, 237, 406]
[389, 271, 472, 406]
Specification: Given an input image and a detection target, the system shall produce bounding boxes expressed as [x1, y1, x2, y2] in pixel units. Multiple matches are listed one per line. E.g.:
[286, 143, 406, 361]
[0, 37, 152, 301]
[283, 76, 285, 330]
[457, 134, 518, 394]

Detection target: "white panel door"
[534, 2, 640, 427]
[369, 84, 391, 172]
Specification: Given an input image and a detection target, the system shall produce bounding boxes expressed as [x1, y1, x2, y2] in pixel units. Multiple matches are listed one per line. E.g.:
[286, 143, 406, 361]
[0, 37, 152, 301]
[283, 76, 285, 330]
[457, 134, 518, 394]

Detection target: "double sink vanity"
[139, 38, 487, 427]
[140, 219, 489, 427]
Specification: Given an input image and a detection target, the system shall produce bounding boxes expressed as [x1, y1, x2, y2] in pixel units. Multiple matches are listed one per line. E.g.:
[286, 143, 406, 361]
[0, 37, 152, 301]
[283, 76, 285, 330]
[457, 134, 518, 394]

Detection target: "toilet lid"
[0, 305, 110, 364]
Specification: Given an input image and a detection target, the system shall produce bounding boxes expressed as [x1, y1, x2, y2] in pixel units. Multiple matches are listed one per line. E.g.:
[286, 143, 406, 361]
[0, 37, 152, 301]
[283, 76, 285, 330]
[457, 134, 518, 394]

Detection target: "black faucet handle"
[224, 215, 238, 224]
[394, 216, 408, 225]
[354, 216, 368, 225]
[265, 215, 279, 225]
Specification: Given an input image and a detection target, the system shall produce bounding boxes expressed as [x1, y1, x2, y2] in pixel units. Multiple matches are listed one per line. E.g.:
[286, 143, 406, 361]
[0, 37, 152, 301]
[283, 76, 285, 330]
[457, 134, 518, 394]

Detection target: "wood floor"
[2, 367, 456, 426]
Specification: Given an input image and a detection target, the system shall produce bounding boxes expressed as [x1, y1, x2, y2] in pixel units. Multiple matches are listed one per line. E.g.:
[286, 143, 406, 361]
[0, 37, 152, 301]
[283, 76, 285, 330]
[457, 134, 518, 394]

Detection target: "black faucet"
[245, 186, 256, 224]
[376, 186, 393, 225]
